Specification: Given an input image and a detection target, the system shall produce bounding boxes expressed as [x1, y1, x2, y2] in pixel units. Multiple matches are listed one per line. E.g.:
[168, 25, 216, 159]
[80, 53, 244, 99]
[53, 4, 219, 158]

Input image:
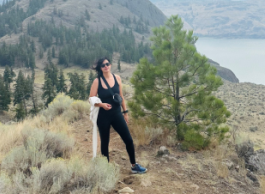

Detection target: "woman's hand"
[123, 113, 129, 123]
[101, 103, 112, 110]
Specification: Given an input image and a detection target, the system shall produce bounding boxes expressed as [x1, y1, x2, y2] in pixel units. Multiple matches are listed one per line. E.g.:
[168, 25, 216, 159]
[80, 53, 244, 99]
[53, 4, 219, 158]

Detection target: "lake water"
[195, 38, 265, 85]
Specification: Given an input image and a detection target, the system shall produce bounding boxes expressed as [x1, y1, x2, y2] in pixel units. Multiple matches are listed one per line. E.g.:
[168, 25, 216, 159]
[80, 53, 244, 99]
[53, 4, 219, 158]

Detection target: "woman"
[89, 57, 147, 174]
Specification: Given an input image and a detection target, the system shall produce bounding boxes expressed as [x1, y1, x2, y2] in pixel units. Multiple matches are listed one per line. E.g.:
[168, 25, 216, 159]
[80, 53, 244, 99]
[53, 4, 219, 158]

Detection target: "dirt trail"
[71, 116, 260, 194]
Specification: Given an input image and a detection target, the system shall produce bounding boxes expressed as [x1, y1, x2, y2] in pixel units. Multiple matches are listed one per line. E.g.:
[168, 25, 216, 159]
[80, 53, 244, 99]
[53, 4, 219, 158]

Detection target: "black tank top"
[98, 74, 121, 113]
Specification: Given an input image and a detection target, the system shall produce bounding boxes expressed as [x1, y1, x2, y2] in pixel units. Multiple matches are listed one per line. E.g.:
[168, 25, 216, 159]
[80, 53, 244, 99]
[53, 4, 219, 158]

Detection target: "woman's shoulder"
[92, 77, 99, 85]
[113, 74, 121, 81]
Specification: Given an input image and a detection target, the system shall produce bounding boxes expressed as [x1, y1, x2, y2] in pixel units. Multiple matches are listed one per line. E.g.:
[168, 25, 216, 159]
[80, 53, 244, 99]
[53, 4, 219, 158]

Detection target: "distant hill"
[0, 0, 239, 83]
[150, 0, 265, 38]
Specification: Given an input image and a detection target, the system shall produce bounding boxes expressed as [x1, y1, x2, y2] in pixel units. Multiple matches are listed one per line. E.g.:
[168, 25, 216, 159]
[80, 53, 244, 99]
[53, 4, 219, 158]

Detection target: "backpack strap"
[101, 75, 114, 96]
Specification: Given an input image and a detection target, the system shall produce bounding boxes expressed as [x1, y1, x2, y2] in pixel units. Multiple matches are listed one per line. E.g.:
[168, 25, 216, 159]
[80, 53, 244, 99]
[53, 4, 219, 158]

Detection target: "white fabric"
[89, 96, 102, 158]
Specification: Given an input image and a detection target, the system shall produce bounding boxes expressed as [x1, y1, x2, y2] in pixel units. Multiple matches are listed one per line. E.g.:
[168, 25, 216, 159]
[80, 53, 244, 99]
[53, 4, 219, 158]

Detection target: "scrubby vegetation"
[0, 95, 119, 194]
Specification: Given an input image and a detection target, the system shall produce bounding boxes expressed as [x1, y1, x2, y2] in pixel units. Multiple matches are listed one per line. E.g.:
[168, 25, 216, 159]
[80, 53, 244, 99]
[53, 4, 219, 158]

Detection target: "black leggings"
[97, 110, 136, 164]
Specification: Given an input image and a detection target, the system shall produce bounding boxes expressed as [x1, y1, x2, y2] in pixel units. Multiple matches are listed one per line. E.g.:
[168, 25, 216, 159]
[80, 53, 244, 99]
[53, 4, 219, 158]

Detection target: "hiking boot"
[131, 163, 147, 174]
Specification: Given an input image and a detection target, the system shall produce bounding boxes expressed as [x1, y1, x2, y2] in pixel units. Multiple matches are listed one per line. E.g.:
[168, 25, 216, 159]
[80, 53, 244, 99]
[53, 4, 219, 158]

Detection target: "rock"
[190, 184, 200, 190]
[121, 155, 127, 160]
[222, 160, 235, 170]
[249, 126, 258, 132]
[157, 146, 170, 157]
[246, 171, 260, 187]
[235, 165, 240, 172]
[236, 141, 255, 166]
[236, 142, 265, 175]
[118, 187, 134, 193]
[248, 149, 265, 174]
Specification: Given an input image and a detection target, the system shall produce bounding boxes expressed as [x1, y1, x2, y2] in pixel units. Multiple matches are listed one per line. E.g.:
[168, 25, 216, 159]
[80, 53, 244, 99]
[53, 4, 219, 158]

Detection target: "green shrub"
[182, 129, 210, 150]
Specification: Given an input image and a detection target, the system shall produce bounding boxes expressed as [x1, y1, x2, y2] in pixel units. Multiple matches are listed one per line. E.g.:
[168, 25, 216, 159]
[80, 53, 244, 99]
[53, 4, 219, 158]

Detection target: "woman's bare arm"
[89, 78, 102, 107]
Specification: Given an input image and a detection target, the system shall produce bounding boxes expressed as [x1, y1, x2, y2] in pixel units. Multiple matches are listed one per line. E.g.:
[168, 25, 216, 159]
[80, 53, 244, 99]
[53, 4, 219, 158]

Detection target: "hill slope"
[150, 0, 265, 38]
[0, 0, 239, 83]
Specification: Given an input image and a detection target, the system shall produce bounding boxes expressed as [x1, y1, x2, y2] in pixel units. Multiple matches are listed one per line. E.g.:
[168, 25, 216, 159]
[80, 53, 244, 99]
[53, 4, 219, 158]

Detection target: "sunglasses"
[101, 63, 110, 68]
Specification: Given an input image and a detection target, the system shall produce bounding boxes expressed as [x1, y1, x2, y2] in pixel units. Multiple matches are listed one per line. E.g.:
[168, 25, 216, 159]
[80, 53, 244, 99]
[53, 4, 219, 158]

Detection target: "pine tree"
[13, 70, 29, 115]
[42, 78, 56, 107]
[85, 9, 90, 21]
[47, 49, 52, 63]
[15, 102, 26, 121]
[29, 52, 35, 70]
[87, 70, 96, 95]
[98, 3, 102, 10]
[52, 46, 56, 58]
[118, 59, 121, 72]
[30, 40, 36, 52]
[3, 66, 12, 88]
[78, 73, 87, 100]
[128, 15, 230, 150]
[67, 72, 80, 100]
[0, 75, 11, 111]
[29, 70, 39, 115]
[57, 69, 67, 93]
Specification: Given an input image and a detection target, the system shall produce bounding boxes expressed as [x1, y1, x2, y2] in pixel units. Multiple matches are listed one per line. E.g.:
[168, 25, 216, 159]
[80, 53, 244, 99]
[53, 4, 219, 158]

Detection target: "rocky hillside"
[150, 0, 265, 38]
[208, 59, 239, 83]
[0, 0, 239, 83]
[2, 0, 167, 43]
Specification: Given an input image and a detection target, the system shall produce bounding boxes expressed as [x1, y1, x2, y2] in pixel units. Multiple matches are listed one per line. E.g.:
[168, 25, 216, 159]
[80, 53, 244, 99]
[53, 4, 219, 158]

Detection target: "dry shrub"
[129, 117, 164, 146]
[1, 157, 119, 194]
[0, 124, 23, 161]
[145, 127, 163, 144]
[216, 161, 230, 178]
[42, 94, 74, 122]
[259, 175, 265, 194]
[41, 94, 90, 123]
[122, 84, 132, 97]
[211, 144, 246, 179]
[167, 135, 176, 147]
[31, 159, 72, 194]
[87, 157, 120, 192]
[0, 173, 11, 193]
[1, 128, 74, 176]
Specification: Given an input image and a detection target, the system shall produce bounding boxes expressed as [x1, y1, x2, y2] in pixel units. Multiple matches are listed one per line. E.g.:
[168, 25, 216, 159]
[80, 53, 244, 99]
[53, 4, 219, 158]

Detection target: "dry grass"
[0, 156, 119, 194]
[0, 94, 119, 194]
[0, 124, 24, 161]
[1, 127, 74, 176]
[129, 117, 165, 147]
[41, 94, 90, 123]
[259, 175, 265, 194]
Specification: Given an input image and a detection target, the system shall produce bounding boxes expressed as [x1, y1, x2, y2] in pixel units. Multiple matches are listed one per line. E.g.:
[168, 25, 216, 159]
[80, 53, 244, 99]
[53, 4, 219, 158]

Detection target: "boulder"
[157, 146, 170, 157]
[248, 149, 265, 175]
[249, 126, 258, 132]
[118, 187, 134, 193]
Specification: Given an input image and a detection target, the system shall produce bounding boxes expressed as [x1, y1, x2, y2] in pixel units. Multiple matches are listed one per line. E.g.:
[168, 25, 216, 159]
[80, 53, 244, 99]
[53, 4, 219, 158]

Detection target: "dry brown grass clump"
[129, 117, 169, 146]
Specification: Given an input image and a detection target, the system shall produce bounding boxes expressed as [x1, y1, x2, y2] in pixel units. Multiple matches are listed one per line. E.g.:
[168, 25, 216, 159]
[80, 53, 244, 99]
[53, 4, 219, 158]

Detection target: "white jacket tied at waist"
[89, 96, 102, 158]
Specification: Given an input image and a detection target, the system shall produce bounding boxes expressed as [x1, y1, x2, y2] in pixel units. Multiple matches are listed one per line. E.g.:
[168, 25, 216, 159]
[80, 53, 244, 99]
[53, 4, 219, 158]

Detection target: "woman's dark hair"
[93, 57, 111, 76]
